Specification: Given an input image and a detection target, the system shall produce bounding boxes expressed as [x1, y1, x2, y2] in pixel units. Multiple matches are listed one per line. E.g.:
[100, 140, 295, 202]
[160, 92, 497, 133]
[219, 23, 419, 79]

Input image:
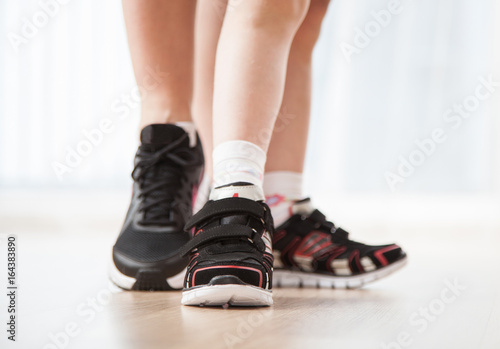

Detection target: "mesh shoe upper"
[112, 124, 204, 280]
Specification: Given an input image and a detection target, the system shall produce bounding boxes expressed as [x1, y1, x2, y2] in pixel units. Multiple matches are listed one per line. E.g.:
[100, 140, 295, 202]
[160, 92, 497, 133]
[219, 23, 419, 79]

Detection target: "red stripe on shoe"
[273, 229, 287, 243]
[349, 249, 363, 273]
[373, 245, 400, 267]
[325, 246, 347, 273]
[192, 265, 263, 287]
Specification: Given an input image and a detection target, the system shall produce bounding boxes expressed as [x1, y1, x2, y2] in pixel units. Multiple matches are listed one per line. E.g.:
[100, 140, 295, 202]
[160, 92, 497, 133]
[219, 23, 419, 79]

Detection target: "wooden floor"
[1, 193, 499, 349]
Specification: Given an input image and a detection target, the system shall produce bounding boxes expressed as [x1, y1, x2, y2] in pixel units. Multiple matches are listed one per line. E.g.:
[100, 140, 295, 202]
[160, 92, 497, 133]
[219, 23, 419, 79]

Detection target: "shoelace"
[132, 134, 199, 226]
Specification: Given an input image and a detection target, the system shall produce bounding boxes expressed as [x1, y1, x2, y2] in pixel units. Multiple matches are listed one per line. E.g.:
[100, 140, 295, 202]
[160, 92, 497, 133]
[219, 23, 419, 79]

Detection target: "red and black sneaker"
[272, 198, 407, 289]
[179, 183, 274, 306]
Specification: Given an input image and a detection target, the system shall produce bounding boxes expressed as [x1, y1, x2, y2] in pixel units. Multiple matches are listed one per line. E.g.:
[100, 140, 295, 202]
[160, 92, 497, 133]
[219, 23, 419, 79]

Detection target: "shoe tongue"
[140, 124, 189, 150]
[209, 182, 265, 201]
[292, 198, 315, 216]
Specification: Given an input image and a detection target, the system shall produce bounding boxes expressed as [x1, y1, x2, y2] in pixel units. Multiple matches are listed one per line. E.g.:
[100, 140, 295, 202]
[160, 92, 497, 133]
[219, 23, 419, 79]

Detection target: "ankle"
[263, 171, 304, 226]
[212, 140, 266, 189]
[139, 102, 192, 130]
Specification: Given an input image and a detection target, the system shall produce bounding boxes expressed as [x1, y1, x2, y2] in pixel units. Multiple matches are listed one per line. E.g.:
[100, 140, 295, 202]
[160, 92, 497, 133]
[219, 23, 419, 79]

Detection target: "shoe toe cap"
[370, 244, 406, 267]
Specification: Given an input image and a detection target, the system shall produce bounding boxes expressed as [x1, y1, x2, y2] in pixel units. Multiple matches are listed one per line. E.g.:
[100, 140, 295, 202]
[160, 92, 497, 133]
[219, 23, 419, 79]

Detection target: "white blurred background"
[1, 0, 499, 234]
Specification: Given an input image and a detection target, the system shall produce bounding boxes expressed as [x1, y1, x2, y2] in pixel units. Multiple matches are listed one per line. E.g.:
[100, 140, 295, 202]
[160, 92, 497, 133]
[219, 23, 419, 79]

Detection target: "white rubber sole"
[108, 256, 186, 290]
[182, 284, 273, 307]
[273, 257, 408, 289]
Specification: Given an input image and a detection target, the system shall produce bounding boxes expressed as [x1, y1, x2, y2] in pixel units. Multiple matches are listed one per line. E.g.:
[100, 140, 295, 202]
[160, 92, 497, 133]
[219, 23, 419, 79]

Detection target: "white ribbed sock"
[212, 140, 266, 188]
[263, 171, 304, 227]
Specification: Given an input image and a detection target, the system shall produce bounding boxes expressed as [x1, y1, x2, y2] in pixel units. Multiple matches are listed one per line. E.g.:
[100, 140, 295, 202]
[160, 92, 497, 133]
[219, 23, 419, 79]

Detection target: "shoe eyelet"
[300, 215, 307, 221]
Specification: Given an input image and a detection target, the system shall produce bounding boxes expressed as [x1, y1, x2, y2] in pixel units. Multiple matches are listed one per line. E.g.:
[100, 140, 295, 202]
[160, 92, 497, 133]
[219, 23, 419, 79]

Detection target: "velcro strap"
[309, 209, 326, 223]
[332, 227, 349, 242]
[178, 224, 265, 257]
[184, 198, 266, 231]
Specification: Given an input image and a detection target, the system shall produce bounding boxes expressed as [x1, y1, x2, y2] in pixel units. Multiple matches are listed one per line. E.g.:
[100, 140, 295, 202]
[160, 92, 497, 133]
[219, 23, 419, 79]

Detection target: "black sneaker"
[109, 124, 204, 291]
[179, 183, 274, 306]
[272, 199, 407, 289]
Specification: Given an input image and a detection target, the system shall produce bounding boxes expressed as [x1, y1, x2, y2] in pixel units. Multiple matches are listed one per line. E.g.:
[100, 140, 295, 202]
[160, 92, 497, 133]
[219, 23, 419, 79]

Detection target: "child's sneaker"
[272, 198, 407, 289]
[180, 183, 274, 306]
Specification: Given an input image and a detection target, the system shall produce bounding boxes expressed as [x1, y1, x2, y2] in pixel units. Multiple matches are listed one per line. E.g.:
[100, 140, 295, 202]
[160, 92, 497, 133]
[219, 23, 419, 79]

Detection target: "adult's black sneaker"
[179, 183, 274, 306]
[272, 199, 407, 289]
[109, 124, 203, 291]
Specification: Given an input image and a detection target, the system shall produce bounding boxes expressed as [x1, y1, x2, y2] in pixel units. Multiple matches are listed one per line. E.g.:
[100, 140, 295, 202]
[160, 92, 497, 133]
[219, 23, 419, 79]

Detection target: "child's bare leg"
[122, 0, 196, 130]
[193, 0, 227, 178]
[266, 0, 330, 174]
[213, 0, 310, 153]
